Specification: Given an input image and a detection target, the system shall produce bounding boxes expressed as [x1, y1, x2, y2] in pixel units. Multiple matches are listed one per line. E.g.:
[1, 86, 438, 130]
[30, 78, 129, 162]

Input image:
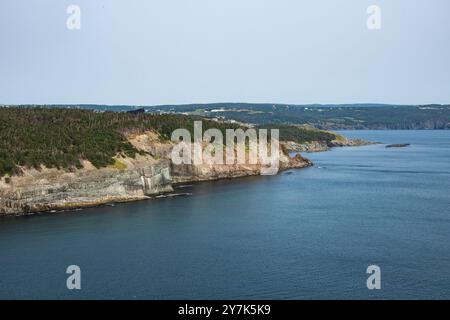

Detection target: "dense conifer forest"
[0, 107, 238, 176]
[0, 107, 343, 176]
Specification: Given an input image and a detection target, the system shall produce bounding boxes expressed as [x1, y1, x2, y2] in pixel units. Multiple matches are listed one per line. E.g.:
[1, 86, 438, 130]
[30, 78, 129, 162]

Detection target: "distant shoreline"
[2, 103, 449, 130]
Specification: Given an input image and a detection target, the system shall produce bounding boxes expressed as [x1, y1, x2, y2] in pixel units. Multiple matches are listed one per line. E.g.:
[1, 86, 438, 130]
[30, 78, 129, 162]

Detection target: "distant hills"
[144, 103, 450, 129]
[3, 103, 450, 130]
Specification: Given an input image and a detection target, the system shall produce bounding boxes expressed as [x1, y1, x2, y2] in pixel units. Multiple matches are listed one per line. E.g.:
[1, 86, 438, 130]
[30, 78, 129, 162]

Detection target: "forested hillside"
[0, 107, 344, 177]
[0, 108, 239, 176]
[7, 103, 450, 129]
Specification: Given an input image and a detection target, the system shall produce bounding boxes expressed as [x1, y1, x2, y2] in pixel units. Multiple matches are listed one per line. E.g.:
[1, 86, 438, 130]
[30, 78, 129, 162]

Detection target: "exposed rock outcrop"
[0, 155, 173, 216]
[0, 132, 311, 216]
[282, 135, 375, 153]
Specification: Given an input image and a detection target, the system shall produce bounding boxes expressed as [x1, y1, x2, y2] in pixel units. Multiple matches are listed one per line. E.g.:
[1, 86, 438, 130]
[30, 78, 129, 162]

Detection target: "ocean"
[0, 130, 449, 299]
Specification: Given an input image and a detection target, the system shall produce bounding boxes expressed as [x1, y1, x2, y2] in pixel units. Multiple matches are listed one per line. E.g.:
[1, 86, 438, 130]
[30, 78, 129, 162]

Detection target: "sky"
[1, 0, 449, 105]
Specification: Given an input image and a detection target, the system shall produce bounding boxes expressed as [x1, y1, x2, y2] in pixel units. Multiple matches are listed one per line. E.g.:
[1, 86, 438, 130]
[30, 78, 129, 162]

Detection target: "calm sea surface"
[1, 130, 449, 299]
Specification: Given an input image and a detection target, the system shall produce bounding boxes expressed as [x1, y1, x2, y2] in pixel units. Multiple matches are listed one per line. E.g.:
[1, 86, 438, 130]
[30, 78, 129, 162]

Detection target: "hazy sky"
[1, 0, 449, 105]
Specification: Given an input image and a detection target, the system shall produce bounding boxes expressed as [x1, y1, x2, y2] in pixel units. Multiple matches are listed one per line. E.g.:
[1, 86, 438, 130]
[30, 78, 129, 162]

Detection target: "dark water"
[1, 130, 450, 299]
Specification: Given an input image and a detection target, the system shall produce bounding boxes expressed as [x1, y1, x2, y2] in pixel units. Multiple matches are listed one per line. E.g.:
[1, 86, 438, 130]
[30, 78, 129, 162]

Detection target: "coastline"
[0, 109, 373, 218]
[1, 163, 312, 218]
[282, 136, 376, 153]
[1, 129, 449, 299]
[0, 132, 314, 217]
[0, 136, 372, 218]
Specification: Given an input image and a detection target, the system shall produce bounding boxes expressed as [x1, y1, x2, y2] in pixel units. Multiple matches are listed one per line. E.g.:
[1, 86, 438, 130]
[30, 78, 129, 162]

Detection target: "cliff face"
[0, 132, 311, 216]
[0, 155, 173, 215]
[171, 152, 310, 183]
[127, 132, 312, 184]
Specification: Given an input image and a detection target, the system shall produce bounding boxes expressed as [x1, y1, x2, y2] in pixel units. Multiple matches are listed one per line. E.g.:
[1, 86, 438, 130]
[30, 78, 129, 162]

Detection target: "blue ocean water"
[0, 130, 449, 299]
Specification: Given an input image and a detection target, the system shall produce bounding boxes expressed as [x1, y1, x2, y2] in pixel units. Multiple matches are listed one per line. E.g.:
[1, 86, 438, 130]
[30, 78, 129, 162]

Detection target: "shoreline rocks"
[282, 137, 376, 153]
[0, 133, 312, 217]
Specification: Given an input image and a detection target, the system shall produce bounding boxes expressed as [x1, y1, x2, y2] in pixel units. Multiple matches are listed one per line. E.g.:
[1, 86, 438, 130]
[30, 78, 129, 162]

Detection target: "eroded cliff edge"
[0, 131, 311, 216]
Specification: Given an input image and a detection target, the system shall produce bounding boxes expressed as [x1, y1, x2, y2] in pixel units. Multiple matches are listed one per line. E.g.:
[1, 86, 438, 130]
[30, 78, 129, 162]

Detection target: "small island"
[386, 144, 410, 148]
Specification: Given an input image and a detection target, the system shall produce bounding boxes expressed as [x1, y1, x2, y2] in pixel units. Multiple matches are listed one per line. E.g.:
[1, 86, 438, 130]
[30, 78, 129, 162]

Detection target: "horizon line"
[2, 102, 449, 108]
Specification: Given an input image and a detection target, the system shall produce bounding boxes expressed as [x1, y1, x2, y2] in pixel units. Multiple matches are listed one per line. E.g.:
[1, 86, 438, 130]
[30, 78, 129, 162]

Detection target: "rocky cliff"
[0, 155, 173, 215]
[282, 135, 375, 153]
[0, 132, 311, 216]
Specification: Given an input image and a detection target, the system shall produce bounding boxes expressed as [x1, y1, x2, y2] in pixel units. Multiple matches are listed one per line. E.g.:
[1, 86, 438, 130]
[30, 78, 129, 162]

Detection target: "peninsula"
[0, 107, 368, 216]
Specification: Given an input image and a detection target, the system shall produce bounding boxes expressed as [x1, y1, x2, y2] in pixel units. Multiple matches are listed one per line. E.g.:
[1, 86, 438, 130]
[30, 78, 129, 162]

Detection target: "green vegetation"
[144, 103, 450, 130]
[257, 124, 337, 144]
[110, 159, 127, 170]
[0, 106, 355, 177]
[11, 103, 450, 129]
[0, 107, 240, 176]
